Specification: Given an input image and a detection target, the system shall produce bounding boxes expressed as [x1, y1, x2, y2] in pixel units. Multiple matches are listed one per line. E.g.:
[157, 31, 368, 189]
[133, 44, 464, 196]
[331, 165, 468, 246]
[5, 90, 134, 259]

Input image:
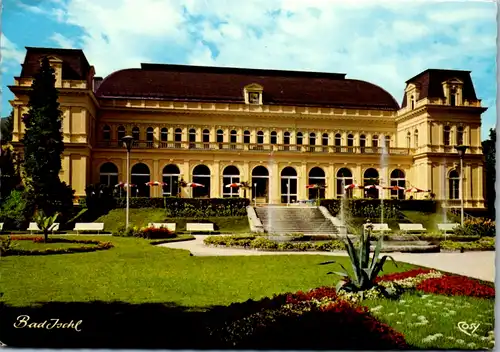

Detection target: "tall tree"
[482, 128, 496, 218]
[0, 144, 22, 201]
[21, 56, 74, 219]
[0, 110, 13, 144]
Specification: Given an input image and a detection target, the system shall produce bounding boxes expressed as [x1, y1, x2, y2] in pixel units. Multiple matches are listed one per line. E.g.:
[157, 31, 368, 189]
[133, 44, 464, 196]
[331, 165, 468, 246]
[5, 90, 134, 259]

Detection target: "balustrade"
[96, 139, 413, 155]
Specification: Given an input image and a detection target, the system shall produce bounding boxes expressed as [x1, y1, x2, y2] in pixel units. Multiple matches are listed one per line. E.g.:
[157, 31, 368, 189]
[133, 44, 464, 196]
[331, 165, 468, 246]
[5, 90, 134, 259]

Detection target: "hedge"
[320, 199, 437, 218]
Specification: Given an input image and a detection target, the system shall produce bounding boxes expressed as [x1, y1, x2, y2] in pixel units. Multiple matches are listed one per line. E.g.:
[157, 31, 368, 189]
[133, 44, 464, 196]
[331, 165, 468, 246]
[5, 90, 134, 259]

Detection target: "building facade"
[9, 47, 488, 208]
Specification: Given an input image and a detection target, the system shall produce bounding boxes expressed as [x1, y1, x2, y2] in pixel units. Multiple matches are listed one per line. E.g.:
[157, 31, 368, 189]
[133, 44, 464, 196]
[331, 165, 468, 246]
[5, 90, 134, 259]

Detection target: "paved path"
[159, 236, 495, 282]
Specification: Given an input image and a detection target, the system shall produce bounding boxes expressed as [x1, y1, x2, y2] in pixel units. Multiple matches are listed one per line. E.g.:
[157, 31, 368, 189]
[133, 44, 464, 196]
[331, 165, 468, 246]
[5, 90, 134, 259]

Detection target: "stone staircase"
[254, 206, 340, 235]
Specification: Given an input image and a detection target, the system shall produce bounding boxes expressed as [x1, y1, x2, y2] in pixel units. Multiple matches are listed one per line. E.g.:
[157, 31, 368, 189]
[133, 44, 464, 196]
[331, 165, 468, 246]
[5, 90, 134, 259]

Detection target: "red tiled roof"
[401, 69, 478, 107]
[96, 64, 400, 110]
[20, 47, 91, 80]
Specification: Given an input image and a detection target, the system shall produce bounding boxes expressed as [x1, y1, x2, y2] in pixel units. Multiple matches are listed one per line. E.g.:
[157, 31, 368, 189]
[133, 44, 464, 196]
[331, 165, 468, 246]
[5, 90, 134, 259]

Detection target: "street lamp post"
[455, 145, 469, 226]
[122, 136, 134, 229]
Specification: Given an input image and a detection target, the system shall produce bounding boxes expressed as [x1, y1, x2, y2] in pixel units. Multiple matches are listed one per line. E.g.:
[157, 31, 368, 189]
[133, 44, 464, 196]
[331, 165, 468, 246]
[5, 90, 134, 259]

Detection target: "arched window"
[414, 130, 419, 148]
[384, 135, 390, 149]
[410, 95, 415, 110]
[322, 133, 328, 152]
[406, 132, 411, 149]
[230, 130, 237, 149]
[243, 130, 250, 144]
[457, 126, 464, 145]
[284, 131, 290, 151]
[281, 166, 298, 204]
[309, 133, 316, 152]
[308, 167, 326, 200]
[390, 169, 405, 199]
[162, 164, 180, 197]
[448, 170, 460, 199]
[364, 168, 379, 199]
[131, 163, 150, 197]
[347, 134, 354, 153]
[252, 166, 269, 199]
[192, 165, 211, 198]
[270, 131, 277, 144]
[222, 165, 240, 198]
[160, 128, 168, 145]
[372, 135, 379, 150]
[444, 126, 451, 146]
[99, 162, 118, 186]
[450, 87, 457, 106]
[146, 127, 154, 148]
[103, 125, 110, 143]
[360, 134, 366, 153]
[257, 131, 264, 144]
[132, 126, 140, 146]
[175, 128, 182, 148]
[334, 133, 341, 152]
[117, 125, 125, 146]
[336, 168, 353, 198]
[296, 132, 303, 151]
[188, 128, 196, 149]
[203, 129, 210, 149]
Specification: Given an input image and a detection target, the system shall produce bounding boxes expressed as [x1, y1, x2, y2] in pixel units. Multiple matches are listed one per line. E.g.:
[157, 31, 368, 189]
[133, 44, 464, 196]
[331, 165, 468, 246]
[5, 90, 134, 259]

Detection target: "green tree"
[0, 144, 22, 201]
[482, 128, 496, 218]
[0, 110, 13, 144]
[21, 56, 74, 220]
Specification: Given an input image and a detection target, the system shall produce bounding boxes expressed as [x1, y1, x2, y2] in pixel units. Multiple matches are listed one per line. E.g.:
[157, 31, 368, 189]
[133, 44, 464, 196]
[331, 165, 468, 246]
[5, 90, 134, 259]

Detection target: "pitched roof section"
[401, 69, 478, 107]
[96, 64, 400, 110]
[20, 47, 91, 80]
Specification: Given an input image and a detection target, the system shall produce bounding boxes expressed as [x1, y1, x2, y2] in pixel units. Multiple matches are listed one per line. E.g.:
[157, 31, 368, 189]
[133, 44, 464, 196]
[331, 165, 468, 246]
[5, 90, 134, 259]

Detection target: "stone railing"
[96, 139, 413, 155]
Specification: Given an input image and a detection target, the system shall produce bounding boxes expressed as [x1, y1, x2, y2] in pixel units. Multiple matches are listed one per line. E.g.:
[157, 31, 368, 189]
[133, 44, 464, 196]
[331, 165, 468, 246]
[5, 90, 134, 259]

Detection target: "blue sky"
[1, 0, 497, 140]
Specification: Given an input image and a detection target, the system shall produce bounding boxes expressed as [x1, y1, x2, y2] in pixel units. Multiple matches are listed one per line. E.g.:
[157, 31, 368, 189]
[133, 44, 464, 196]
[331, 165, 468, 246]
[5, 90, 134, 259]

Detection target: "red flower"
[417, 275, 495, 298]
[285, 286, 338, 304]
[375, 268, 432, 282]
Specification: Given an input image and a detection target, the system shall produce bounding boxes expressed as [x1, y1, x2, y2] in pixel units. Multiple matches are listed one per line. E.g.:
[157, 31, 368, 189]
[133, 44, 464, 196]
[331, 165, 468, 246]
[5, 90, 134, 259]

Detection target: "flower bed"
[3, 236, 114, 256]
[208, 287, 408, 350]
[416, 275, 495, 298]
[453, 218, 496, 237]
[203, 235, 346, 251]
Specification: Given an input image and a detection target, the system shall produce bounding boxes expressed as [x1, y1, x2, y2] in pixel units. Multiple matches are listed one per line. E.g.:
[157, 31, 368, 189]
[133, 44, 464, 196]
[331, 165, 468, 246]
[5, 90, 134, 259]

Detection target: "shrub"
[0, 236, 12, 256]
[112, 226, 142, 237]
[250, 237, 278, 250]
[0, 190, 29, 230]
[416, 275, 495, 298]
[135, 227, 176, 240]
[314, 240, 345, 251]
[5, 238, 114, 256]
[453, 218, 496, 237]
[440, 237, 495, 251]
[277, 242, 295, 251]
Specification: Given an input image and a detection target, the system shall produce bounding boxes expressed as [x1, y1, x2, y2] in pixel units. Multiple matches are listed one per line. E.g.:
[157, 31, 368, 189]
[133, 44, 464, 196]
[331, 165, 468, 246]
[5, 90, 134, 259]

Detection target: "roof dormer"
[404, 83, 420, 110]
[442, 78, 463, 106]
[243, 83, 263, 105]
[40, 55, 63, 88]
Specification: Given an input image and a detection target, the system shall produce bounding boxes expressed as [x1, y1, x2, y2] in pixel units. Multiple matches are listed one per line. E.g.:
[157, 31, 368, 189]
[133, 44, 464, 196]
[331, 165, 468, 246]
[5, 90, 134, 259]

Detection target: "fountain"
[441, 161, 448, 223]
[380, 136, 389, 224]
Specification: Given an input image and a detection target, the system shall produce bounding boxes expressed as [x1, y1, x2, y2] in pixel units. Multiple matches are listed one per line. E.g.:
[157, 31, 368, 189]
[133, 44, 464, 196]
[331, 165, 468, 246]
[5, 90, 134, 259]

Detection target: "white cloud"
[0, 34, 25, 73]
[50, 32, 76, 48]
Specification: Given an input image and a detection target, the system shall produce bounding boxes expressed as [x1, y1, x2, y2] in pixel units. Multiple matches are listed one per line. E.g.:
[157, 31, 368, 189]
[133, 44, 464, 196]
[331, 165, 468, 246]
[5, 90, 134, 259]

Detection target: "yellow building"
[9, 47, 488, 209]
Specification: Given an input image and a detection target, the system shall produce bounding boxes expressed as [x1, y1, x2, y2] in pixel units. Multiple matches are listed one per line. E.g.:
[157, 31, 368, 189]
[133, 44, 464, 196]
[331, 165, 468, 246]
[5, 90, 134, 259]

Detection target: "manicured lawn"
[364, 292, 495, 349]
[0, 236, 414, 307]
[96, 209, 250, 233]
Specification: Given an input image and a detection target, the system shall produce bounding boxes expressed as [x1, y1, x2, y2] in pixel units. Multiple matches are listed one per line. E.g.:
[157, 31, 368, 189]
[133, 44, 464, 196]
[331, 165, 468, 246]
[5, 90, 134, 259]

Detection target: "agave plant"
[33, 210, 60, 243]
[321, 221, 397, 295]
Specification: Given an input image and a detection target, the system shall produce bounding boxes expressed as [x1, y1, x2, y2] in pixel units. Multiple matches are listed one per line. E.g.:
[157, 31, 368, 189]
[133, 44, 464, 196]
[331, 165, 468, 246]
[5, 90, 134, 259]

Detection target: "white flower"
[447, 310, 456, 315]
[456, 339, 465, 344]
[398, 311, 406, 315]
[412, 313, 417, 317]
[388, 313, 395, 316]
[417, 315, 427, 321]
[370, 305, 383, 312]
[399, 300, 406, 303]
[481, 337, 489, 341]
[396, 321, 401, 324]
[467, 342, 477, 348]
[434, 333, 443, 338]
[421, 295, 430, 299]
[446, 336, 455, 340]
